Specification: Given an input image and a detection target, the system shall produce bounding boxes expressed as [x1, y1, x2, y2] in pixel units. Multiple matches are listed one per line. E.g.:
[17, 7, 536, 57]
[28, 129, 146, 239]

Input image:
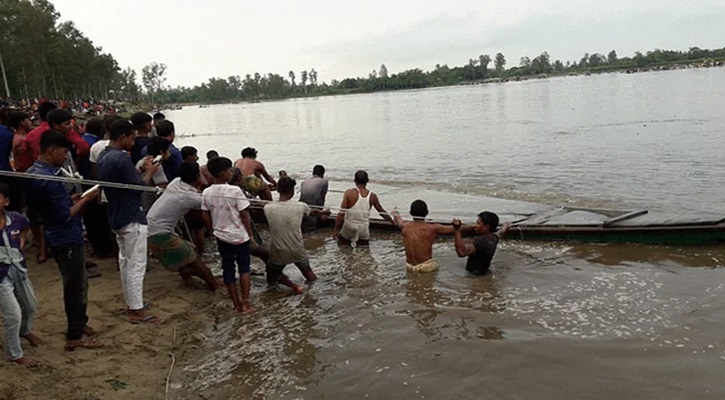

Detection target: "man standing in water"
[452, 211, 510, 275]
[234, 147, 276, 201]
[333, 170, 395, 246]
[299, 164, 329, 232]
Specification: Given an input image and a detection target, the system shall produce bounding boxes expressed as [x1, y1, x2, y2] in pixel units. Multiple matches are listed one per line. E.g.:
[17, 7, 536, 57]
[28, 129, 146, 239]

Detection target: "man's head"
[156, 120, 175, 142]
[179, 162, 201, 186]
[241, 147, 257, 159]
[147, 136, 171, 159]
[152, 112, 165, 125]
[181, 146, 198, 163]
[0, 182, 11, 210]
[354, 170, 369, 185]
[207, 156, 233, 182]
[103, 114, 122, 137]
[475, 211, 500, 234]
[46, 109, 73, 134]
[37, 102, 57, 122]
[7, 111, 31, 131]
[85, 118, 104, 138]
[109, 119, 136, 150]
[206, 150, 219, 161]
[313, 164, 325, 177]
[130, 112, 152, 133]
[40, 130, 72, 166]
[409, 200, 429, 219]
[277, 176, 296, 195]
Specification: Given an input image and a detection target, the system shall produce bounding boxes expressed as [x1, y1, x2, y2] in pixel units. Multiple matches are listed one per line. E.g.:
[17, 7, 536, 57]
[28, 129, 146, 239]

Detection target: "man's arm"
[390, 209, 405, 229]
[67, 129, 90, 159]
[370, 193, 395, 225]
[201, 210, 213, 234]
[239, 209, 256, 245]
[495, 223, 511, 237]
[333, 191, 351, 239]
[258, 163, 277, 187]
[452, 219, 477, 257]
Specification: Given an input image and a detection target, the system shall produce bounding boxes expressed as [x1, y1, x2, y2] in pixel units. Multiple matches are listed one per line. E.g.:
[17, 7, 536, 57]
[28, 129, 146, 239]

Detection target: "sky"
[50, 0, 725, 88]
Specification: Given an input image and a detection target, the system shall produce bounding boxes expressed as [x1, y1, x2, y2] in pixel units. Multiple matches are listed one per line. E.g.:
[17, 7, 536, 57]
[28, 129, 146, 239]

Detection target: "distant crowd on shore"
[0, 101, 508, 367]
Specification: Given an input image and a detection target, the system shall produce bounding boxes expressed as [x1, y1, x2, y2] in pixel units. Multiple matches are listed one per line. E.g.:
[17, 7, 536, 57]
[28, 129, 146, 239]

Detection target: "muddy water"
[167, 68, 725, 399]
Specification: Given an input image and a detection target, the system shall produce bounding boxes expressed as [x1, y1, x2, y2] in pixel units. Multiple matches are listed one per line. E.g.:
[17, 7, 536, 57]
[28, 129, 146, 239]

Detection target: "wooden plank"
[602, 210, 648, 226]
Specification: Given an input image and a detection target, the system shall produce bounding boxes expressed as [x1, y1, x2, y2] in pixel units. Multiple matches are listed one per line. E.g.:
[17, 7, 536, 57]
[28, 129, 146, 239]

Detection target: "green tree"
[300, 70, 308, 93]
[379, 64, 388, 78]
[607, 50, 618, 64]
[288, 70, 296, 87]
[494, 52, 506, 74]
[519, 56, 531, 67]
[478, 54, 491, 77]
[142, 62, 167, 105]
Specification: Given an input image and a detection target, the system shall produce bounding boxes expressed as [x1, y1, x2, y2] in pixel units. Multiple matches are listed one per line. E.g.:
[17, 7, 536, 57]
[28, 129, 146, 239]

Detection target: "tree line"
[2, 0, 724, 106]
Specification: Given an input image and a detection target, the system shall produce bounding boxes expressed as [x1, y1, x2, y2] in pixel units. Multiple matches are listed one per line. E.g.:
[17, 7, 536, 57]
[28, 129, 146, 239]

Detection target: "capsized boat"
[362, 207, 725, 245]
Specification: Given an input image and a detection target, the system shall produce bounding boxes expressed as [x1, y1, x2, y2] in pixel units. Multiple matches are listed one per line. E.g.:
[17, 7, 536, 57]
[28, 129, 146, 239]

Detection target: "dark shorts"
[266, 259, 312, 285]
[216, 239, 251, 284]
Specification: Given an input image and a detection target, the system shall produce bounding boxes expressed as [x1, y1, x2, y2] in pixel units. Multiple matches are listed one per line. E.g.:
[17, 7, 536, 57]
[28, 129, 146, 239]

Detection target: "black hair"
[0, 107, 9, 124]
[179, 162, 200, 185]
[109, 119, 135, 140]
[85, 118, 104, 138]
[147, 136, 171, 156]
[207, 156, 232, 178]
[277, 176, 296, 194]
[410, 200, 429, 218]
[130, 112, 152, 129]
[181, 146, 197, 161]
[354, 170, 369, 185]
[7, 111, 30, 130]
[153, 112, 165, 121]
[206, 150, 219, 160]
[103, 114, 122, 135]
[38, 102, 57, 121]
[313, 164, 325, 177]
[156, 120, 175, 138]
[40, 130, 72, 153]
[230, 167, 243, 186]
[0, 182, 10, 199]
[478, 211, 500, 231]
[46, 109, 73, 127]
[241, 147, 257, 158]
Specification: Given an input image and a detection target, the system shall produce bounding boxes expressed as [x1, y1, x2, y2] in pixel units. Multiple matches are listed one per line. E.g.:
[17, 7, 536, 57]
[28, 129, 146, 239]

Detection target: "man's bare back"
[235, 157, 265, 179]
[399, 220, 454, 265]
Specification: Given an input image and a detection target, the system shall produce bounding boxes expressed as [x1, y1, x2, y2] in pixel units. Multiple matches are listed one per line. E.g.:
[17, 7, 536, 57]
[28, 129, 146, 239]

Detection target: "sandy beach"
[0, 251, 228, 400]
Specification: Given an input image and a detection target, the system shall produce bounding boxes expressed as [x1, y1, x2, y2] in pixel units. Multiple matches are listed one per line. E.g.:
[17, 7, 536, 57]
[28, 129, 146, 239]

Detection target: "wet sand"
[0, 252, 226, 400]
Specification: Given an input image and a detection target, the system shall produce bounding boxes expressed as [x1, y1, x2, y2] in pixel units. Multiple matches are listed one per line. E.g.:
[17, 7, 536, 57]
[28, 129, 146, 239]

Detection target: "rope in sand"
[165, 323, 177, 400]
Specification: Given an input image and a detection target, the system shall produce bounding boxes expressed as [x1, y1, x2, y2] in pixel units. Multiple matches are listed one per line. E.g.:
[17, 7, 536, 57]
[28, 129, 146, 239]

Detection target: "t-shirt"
[79, 133, 101, 178]
[264, 201, 309, 265]
[299, 176, 328, 206]
[97, 147, 147, 230]
[0, 124, 15, 171]
[131, 136, 150, 165]
[465, 233, 500, 275]
[89, 140, 110, 163]
[147, 178, 202, 237]
[201, 184, 250, 244]
[135, 158, 168, 186]
[0, 211, 30, 283]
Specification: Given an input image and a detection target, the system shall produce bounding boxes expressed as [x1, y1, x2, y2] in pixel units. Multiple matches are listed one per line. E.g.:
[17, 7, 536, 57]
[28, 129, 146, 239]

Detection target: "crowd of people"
[0, 101, 509, 367]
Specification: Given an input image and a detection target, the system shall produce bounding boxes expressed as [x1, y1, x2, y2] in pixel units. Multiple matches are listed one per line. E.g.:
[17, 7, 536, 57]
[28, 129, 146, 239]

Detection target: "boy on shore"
[0, 183, 41, 366]
[201, 157, 256, 313]
[263, 177, 318, 294]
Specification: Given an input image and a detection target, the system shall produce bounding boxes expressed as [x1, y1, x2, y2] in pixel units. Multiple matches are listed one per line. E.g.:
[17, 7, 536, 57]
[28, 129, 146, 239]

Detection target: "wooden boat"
[359, 207, 725, 245]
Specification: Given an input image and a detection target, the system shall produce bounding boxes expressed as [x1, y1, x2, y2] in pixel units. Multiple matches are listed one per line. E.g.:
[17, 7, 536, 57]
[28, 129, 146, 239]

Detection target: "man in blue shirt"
[98, 119, 160, 324]
[24, 130, 103, 351]
[154, 120, 182, 181]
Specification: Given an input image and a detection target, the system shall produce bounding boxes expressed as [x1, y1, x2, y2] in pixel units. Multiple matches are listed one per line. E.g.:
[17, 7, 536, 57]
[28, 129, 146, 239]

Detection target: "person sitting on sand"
[234, 147, 276, 201]
[0, 183, 42, 366]
[147, 163, 222, 291]
[24, 131, 104, 349]
[202, 157, 257, 313]
[452, 211, 510, 275]
[263, 177, 319, 294]
[333, 170, 395, 246]
[391, 200, 474, 272]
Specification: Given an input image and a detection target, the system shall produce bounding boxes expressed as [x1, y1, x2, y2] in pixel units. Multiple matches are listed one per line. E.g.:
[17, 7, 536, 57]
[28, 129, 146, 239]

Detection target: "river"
[167, 68, 725, 399]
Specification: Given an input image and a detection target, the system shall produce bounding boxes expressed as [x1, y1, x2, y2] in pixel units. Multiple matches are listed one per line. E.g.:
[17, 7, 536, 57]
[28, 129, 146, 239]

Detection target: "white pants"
[113, 223, 148, 310]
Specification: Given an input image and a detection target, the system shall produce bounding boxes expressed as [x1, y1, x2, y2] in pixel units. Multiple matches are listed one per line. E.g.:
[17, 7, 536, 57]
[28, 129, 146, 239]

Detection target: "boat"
[343, 207, 725, 245]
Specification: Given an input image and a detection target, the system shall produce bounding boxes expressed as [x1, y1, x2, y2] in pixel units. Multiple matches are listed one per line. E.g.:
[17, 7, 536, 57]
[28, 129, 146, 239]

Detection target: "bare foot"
[236, 302, 257, 314]
[21, 333, 43, 346]
[36, 253, 48, 264]
[12, 357, 39, 367]
[83, 326, 99, 337]
[128, 310, 161, 324]
[207, 278, 224, 292]
[292, 284, 304, 295]
[65, 335, 104, 351]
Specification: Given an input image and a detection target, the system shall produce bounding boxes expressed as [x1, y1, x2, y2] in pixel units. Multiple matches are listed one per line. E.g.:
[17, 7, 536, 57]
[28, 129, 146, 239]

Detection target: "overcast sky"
[51, 0, 725, 88]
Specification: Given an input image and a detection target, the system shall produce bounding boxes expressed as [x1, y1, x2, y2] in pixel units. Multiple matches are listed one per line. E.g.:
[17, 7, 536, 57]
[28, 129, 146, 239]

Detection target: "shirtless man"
[392, 200, 471, 272]
[234, 147, 276, 201]
[333, 170, 395, 246]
